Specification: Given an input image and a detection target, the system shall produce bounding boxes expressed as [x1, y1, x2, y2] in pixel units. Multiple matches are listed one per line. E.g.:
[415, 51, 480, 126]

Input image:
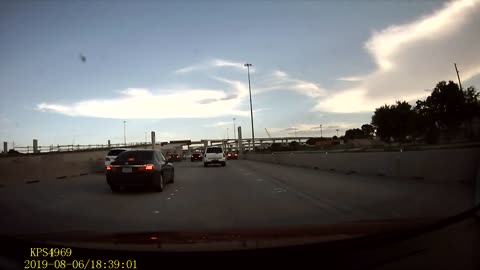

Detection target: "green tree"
[415, 81, 480, 141]
[361, 124, 375, 138]
[372, 101, 417, 143]
[344, 128, 366, 141]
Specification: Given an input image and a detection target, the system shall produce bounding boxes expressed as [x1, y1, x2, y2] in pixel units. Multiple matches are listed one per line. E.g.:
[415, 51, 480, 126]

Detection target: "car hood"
[5, 218, 436, 252]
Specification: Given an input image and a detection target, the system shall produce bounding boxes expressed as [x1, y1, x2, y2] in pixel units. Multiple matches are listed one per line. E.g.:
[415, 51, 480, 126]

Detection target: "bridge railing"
[7, 142, 151, 154]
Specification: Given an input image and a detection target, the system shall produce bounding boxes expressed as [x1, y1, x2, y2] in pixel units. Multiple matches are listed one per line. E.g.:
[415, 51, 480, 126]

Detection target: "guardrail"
[7, 142, 151, 154]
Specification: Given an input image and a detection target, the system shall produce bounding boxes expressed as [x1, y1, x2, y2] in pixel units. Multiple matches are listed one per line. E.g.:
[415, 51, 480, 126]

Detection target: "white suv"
[104, 148, 129, 167]
[203, 146, 226, 167]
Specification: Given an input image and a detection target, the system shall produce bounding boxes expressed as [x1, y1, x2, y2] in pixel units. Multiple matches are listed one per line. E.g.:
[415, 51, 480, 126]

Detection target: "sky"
[1, 0, 480, 147]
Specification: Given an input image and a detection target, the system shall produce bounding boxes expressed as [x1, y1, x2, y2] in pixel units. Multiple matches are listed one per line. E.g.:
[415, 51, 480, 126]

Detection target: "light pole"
[336, 129, 339, 137]
[320, 124, 323, 138]
[244, 63, 255, 152]
[123, 121, 126, 146]
[227, 128, 229, 140]
[233, 118, 236, 141]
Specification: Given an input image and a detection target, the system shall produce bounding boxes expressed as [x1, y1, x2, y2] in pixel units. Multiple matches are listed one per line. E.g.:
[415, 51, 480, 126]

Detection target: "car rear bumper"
[204, 159, 226, 164]
[106, 173, 155, 187]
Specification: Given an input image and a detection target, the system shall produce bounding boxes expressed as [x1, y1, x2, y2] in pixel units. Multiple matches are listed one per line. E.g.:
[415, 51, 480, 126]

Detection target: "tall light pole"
[233, 118, 236, 141]
[320, 124, 323, 138]
[123, 121, 126, 146]
[227, 128, 229, 140]
[336, 129, 339, 137]
[244, 63, 255, 151]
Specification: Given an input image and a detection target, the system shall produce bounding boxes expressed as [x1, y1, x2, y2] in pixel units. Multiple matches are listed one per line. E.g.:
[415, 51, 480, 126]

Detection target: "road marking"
[256, 178, 264, 182]
[166, 197, 171, 200]
[170, 193, 174, 196]
[154, 211, 159, 214]
[175, 189, 179, 192]
[273, 187, 287, 193]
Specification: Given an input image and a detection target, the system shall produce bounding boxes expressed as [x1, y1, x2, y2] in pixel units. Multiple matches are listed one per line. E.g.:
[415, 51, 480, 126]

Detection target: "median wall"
[244, 148, 480, 185]
[0, 150, 107, 185]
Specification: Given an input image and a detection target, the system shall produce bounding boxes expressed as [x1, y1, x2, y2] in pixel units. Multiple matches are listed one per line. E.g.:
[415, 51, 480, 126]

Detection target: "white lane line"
[166, 197, 171, 200]
[256, 178, 264, 182]
[154, 211, 159, 214]
[170, 193, 174, 196]
[273, 187, 287, 193]
[244, 173, 251, 176]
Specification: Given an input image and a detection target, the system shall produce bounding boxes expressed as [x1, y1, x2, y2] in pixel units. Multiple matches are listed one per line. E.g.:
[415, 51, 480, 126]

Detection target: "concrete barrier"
[0, 150, 107, 185]
[245, 148, 480, 184]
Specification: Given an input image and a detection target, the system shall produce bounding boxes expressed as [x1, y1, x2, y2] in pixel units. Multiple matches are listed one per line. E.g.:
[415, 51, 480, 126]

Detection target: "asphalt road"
[0, 160, 472, 235]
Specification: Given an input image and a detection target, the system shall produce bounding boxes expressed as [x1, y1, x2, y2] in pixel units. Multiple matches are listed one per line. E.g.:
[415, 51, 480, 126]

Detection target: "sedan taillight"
[106, 165, 112, 171]
[145, 164, 154, 170]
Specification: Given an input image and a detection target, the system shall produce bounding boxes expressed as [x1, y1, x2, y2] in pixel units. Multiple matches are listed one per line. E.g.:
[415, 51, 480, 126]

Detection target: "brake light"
[128, 157, 135, 162]
[191, 155, 194, 157]
[234, 153, 238, 156]
[145, 164, 154, 170]
[106, 165, 112, 171]
[228, 154, 231, 156]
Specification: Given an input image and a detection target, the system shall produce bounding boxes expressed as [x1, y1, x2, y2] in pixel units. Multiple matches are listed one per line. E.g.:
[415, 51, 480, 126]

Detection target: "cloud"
[256, 70, 327, 98]
[37, 88, 250, 119]
[336, 76, 365, 82]
[174, 58, 246, 74]
[205, 121, 232, 127]
[316, 0, 480, 113]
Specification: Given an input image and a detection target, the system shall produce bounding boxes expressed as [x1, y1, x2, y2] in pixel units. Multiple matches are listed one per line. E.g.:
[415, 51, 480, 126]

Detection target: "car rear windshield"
[107, 149, 126, 156]
[115, 151, 154, 163]
[206, 148, 223, 153]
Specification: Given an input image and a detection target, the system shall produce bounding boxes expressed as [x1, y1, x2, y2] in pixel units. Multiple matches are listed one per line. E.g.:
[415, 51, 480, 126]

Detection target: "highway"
[0, 160, 472, 235]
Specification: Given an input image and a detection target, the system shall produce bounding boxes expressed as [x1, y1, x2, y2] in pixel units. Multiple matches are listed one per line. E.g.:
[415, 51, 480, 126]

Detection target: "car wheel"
[154, 173, 164, 192]
[110, 184, 120, 192]
[204, 162, 208, 167]
[221, 162, 226, 167]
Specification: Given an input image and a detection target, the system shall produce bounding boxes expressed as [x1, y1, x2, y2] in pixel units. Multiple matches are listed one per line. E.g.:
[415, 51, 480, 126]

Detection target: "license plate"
[122, 167, 132, 173]
[212, 159, 218, 162]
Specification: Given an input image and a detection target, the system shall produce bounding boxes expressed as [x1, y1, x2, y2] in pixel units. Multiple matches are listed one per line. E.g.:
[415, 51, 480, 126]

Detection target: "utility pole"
[336, 129, 339, 137]
[320, 124, 323, 138]
[244, 63, 255, 151]
[227, 128, 229, 140]
[454, 63, 463, 91]
[123, 121, 126, 146]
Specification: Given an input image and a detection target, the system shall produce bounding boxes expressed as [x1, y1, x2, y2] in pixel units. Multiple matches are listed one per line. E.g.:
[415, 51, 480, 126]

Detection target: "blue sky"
[1, 0, 480, 147]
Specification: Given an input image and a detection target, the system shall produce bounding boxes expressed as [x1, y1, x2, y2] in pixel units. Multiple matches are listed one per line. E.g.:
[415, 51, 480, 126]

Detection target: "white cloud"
[205, 121, 232, 127]
[336, 76, 365, 82]
[174, 58, 247, 74]
[256, 70, 327, 98]
[37, 88, 250, 119]
[316, 0, 480, 113]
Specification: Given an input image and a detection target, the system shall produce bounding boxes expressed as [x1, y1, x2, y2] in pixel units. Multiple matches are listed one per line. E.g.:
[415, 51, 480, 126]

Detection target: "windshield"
[115, 151, 154, 163]
[206, 148, 223, 153]
[107, 149, 126, 156]
[0, 0, 479, 262]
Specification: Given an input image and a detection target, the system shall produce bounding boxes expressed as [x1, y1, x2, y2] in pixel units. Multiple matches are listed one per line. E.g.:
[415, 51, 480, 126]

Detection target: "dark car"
[166, 153, 181, 162]
[226, 152, 238, 160]
[191, 153, 203, 162]
[106, 150, 174, 192]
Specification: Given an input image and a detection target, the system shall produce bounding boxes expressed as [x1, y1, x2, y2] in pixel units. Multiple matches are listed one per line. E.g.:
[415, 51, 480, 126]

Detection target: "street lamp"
[244, 63, 255, 151]
[227, 128, 229, 140]
[123, 121, 126, 146]
[320, 124, 323, 138]
[336, 129, 339, 137]
[233, 118, 236, 141]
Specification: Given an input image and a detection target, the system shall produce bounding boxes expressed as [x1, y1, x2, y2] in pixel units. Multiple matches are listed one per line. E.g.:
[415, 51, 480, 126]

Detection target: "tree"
[372, 101, 417, 143]
[415, 81, 480, 141]
[361, 124, 375, 138]
[344, 128, 366, 141]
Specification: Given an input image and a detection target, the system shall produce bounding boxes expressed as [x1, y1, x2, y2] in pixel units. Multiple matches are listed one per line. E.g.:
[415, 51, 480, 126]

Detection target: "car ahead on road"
[166, 153, 181, 162]
[204, 146, 226, 167]
[105, 148, 129, 167]
[106, 149, 174, 192]
[191, 153, 203, 162]
[226, 151, 238, 160]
